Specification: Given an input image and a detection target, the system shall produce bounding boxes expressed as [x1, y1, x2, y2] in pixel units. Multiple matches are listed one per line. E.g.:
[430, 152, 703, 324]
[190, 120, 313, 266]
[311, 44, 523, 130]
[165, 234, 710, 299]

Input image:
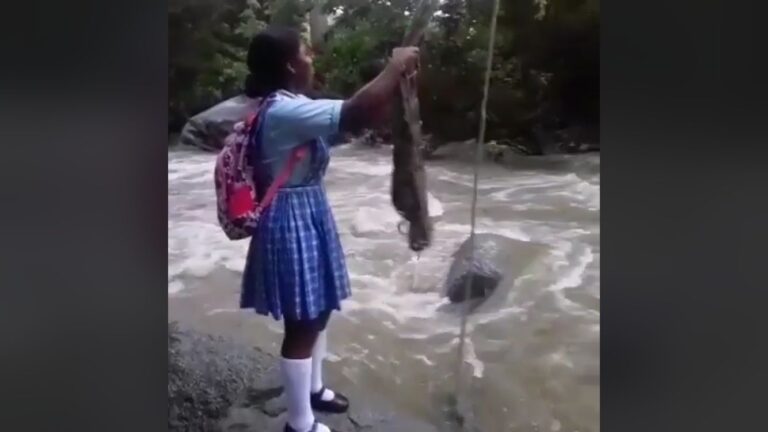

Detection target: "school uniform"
[241, 90, 351, 321]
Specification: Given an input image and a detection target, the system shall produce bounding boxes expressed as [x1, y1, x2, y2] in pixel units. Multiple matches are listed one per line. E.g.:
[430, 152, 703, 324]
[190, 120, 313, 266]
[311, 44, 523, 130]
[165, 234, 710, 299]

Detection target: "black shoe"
[284, 421, 319, 432]
[310, 387, 349, 413]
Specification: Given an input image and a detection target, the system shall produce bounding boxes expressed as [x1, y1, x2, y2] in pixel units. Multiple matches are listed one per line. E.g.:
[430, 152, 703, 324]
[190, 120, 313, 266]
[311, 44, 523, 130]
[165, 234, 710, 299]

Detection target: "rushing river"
[168, 142, 600, 432]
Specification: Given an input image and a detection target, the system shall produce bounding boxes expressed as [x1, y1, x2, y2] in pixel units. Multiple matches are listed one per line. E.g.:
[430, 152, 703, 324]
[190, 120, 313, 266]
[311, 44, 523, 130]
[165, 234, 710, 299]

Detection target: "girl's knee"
[282, 314, 330, 358]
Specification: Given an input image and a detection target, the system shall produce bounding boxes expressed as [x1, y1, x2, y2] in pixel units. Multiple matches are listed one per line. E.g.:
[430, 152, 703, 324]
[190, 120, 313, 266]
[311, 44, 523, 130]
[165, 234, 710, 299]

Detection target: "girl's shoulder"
[266, 90, 319, 110]
[262, 90, 343, 142]
[263, 91, 309, 121]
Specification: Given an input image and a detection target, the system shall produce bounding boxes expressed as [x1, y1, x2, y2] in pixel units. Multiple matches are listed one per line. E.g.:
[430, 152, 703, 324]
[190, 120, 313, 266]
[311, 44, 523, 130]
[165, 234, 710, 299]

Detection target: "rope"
[453, 0, 501, 424]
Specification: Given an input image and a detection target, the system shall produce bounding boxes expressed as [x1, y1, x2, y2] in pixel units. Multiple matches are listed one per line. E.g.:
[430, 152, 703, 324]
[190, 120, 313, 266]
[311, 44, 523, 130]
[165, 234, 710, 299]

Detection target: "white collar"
[274, 89, 311, 100]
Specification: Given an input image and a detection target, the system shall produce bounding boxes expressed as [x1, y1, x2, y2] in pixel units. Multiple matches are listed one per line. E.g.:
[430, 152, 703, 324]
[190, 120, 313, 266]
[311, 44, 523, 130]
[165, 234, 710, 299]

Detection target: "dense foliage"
[169, 0, 599, 153]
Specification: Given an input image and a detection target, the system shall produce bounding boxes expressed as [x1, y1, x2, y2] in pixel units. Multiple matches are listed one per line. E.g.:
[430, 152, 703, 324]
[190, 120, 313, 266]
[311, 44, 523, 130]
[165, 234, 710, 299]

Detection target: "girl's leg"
[310, 328, 329, 395]
[309, 310, 331, 395]
[309, 311, 348, 411]
[281, 313, 331, 432]
[282, 315, 325, 359]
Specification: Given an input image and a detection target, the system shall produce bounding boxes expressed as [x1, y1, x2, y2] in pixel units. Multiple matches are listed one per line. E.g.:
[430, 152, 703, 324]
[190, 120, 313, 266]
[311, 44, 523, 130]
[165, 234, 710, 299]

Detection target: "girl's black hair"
[244, 26, 303, 98]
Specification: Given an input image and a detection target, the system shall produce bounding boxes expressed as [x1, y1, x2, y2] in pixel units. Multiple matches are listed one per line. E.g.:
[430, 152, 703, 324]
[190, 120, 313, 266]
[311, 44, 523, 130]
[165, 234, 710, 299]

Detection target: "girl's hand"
[388, 47, 420, 74]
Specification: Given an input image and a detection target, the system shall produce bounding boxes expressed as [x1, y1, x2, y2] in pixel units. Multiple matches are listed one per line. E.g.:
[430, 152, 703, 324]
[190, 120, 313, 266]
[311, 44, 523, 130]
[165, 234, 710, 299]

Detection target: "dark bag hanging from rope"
[390, 0, 439, 252]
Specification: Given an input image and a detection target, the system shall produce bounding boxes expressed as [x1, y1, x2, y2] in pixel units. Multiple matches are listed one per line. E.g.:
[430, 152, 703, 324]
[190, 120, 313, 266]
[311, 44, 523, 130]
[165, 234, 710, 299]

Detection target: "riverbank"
[169, 323, 440, 432]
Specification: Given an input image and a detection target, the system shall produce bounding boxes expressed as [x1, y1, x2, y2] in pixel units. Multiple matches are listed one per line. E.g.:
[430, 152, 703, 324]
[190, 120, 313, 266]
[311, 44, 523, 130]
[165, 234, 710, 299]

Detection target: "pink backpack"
[214, 101, 307, 240]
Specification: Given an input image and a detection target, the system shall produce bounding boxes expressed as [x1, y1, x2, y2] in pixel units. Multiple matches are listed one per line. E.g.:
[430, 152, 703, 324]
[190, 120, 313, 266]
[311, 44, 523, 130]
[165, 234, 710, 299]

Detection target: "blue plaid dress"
[240, 91, 351, 321]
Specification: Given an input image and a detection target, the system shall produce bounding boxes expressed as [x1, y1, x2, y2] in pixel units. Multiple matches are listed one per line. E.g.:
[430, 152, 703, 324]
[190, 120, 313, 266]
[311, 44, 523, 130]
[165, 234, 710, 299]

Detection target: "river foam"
[169, 145, 598, 326]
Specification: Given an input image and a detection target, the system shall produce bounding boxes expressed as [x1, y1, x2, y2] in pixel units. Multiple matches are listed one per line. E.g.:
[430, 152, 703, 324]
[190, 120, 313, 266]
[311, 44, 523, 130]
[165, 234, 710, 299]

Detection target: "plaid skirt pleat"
[241, 184, 351, 321]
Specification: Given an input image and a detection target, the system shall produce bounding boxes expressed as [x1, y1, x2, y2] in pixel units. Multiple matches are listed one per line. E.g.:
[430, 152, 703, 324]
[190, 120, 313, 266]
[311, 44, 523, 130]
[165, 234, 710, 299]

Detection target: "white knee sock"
[280, 357, 315, 431]
[311, 331, 336, 402]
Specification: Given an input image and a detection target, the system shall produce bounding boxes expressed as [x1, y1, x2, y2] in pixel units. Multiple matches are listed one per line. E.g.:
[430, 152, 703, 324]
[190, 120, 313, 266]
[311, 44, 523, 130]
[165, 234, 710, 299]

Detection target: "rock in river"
[444, 233, 544, 303]
[178, 95, 260, 151]
[168, 323, 439, 432]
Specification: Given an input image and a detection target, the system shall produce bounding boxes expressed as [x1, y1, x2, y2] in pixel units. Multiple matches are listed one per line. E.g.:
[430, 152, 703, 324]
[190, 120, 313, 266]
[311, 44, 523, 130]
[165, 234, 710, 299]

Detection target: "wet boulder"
[179, 95, 261, 151]
[444, 233, 542, 303]
[168, 323, 279, 431]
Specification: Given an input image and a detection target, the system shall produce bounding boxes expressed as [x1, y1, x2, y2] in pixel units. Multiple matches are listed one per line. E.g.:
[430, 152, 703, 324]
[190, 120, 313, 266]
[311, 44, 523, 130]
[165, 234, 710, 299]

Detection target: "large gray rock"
[444, 233, 544, 303]
[168, 323, 278, 431]
[168, 323, 439, 432]
[179, 95, 261, 151]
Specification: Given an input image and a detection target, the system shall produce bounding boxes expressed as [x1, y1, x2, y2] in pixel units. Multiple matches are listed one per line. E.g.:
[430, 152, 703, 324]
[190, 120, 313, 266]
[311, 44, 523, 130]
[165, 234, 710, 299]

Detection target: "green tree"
[168, 0, 599, 152]
[168, 0, 268, 131]
[268, 0, 312, 31]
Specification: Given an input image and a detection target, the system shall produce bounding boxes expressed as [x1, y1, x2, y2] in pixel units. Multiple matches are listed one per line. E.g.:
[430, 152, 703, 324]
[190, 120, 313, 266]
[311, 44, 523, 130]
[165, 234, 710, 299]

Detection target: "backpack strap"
[238, 94, 279, 173]
[248, 92, 310, 210]
[244, 94, 274, 131]
[244, 112, 257, 129]
[258, 145, 309, 210]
